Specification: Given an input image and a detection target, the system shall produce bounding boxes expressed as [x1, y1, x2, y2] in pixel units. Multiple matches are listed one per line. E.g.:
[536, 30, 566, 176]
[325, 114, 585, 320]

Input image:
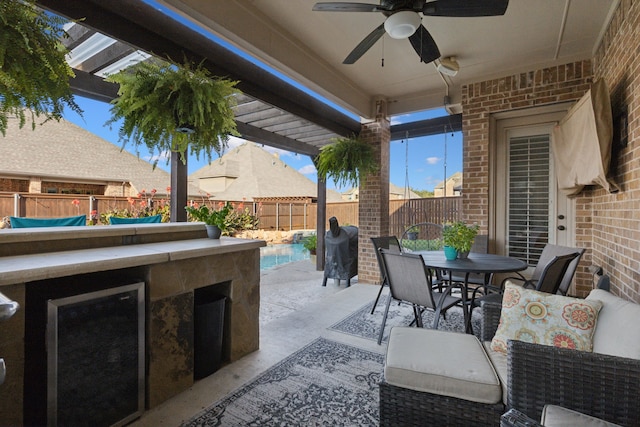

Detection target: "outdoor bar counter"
[0, 223, 265, 426]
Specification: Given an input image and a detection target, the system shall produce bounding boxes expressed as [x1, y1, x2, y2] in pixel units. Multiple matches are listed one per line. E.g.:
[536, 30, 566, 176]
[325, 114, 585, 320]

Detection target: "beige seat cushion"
[385, 327, 501, 404]
[541, 405, 622, 427]
[483, 342, 508, 404]
[586, 289, 640, 359]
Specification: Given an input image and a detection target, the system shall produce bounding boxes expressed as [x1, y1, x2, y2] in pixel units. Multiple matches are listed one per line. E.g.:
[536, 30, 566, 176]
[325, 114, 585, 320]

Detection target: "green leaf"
[316, 135, 378, 188]
[105, 59, 240, 163]
[0, 0, 82, 135]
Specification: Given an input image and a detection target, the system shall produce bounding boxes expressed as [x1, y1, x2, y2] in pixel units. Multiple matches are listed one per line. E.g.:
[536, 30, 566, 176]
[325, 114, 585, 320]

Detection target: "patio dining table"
[416, 252, 528, 334]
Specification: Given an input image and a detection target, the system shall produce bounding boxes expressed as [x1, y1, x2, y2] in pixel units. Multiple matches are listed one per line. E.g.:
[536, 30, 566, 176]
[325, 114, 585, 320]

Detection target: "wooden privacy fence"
[0, 193, 461, 230]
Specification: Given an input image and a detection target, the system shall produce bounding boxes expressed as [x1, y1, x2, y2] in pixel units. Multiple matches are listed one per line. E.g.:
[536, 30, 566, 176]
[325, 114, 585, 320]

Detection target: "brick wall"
[0, 178, 28, 192]
[461, 62, 594, 293]
[589, 0, 640, 302]
[358, 109, 391, 285]
[460, 0, 640, 302]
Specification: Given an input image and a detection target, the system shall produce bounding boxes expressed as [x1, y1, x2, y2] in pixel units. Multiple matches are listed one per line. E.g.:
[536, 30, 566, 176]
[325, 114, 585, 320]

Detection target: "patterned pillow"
[490, 283, 603, 354]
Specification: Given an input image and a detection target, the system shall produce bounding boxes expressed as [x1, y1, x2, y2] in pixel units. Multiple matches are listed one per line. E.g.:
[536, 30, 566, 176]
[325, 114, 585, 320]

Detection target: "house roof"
[389, 183, 420, 199]
[434, 171, 463, 190]
[0, 117, 201, 196]
[189, 142, 343, 202]
[343, 184, 420, 199]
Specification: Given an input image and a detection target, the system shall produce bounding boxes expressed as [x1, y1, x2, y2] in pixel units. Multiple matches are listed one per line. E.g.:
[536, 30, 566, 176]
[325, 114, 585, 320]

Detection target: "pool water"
[260, 244, 309, 271]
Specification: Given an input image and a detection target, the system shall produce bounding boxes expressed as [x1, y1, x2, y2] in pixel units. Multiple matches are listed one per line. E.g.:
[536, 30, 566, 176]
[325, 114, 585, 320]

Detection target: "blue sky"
[61, 0, 462, 192]
[63, 97, 461, 192]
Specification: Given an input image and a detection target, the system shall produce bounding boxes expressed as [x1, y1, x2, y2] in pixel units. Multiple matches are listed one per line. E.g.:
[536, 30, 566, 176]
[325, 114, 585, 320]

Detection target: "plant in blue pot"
[185, 201, 233, 239]
[443, 222, 479, 260]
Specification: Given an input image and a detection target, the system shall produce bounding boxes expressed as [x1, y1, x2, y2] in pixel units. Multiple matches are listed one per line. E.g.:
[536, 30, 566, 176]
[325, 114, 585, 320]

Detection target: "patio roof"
[38, 0, 463, 157]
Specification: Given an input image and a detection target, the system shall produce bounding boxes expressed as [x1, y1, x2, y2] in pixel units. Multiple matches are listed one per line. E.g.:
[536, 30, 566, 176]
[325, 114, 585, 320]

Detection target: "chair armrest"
[479, 298, 502, 341]
[507, 340, 640, 426]
[499, 273, 527, 287]
[500, 409, 542, 427]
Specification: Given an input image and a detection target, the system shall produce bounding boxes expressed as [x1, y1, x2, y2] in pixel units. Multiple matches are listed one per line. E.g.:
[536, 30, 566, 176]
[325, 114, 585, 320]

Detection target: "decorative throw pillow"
[490, 283, 603, 354]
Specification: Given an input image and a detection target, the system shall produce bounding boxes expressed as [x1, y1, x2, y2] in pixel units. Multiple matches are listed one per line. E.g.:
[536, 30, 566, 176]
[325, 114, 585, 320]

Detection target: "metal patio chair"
[469, 245, 584, 330]
[370, 236, 402, 314]
[376, 249, 462, 345]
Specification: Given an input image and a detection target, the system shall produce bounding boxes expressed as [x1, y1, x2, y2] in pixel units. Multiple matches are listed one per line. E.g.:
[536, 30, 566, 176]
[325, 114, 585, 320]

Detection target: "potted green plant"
[105, 59, 240, 166]
[0, 0, 82, 136]
[185, 201, 233, 239]
[316, 134, 378, 188]
[442, 222, 479, 259]
[302, 234, 318, 263]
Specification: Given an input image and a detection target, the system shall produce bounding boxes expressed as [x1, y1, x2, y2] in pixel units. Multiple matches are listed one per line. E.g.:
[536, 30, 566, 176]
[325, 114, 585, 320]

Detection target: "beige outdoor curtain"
[552, 79, 620, 197]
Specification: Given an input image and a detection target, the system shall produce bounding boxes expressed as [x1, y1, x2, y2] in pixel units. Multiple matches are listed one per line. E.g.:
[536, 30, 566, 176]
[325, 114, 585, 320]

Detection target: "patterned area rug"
[329, 294, 481, 343]
[183, 338, 384, 427]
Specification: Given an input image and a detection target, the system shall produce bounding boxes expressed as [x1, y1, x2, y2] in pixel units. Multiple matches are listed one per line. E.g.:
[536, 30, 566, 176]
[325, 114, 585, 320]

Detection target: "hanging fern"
[0, 0, 82, 135]
[105, 59, 240, 165]
[316, 135, 378, 188]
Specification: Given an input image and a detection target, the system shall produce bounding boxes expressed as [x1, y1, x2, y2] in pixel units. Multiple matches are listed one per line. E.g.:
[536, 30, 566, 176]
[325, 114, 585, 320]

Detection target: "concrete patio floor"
[133, 260, 383, 426]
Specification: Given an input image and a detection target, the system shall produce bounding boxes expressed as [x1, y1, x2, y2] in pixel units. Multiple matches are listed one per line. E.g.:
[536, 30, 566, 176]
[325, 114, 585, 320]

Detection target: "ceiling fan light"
[384, 11, 421, 39]
[437, 57, 460, 76]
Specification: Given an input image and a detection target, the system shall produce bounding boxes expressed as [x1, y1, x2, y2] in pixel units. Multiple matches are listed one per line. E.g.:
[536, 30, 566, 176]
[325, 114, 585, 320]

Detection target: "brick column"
[358, 99, 390, 284]
[28, 177, 42, 193]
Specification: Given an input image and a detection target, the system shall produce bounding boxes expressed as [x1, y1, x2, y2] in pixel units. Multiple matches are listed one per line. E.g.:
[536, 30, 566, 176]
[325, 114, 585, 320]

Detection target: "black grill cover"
[323, 217, 358, 285]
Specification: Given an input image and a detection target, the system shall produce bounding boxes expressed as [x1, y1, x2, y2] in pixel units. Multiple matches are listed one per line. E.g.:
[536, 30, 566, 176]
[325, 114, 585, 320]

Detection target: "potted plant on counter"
[443, 222, 479, 259]
[185, 201, 233, 239]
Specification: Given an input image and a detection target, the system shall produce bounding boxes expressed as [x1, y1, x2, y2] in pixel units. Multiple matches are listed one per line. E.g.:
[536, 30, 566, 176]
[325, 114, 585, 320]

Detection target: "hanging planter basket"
[316, 135, 378, 188]
[105, 59, 241, 165]
[0, 0, 82, 135]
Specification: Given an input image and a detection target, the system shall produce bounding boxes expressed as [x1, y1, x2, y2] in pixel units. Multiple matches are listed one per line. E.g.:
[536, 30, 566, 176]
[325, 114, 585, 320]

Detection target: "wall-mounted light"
[437, 56, 460, 76]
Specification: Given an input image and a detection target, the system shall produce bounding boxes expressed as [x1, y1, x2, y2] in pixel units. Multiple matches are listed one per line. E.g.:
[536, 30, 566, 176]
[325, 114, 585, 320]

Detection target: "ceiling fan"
[312, 0, 509, 65]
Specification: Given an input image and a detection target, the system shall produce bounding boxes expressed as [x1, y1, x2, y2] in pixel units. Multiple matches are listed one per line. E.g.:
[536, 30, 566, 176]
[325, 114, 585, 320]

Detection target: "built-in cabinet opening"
[194, 283, 230, 380]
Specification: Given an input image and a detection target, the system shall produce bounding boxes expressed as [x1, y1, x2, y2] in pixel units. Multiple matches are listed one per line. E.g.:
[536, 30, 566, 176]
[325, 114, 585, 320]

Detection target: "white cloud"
[390, 113, 412, 126]
[298, 164, 317, 175]
[226, 136, 245, 149]
[144, 150, 171, 164]
[426, 156, 440, 165]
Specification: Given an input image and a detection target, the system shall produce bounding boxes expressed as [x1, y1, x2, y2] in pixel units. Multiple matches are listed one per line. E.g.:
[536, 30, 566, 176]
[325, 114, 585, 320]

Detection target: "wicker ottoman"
[380, 327, 504, 426]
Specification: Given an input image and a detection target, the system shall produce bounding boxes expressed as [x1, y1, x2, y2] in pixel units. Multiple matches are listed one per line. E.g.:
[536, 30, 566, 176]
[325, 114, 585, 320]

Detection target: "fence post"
[89, 196, 97, 224]
[304, 203, 307, 229]
[276, 203, 279, 230]
[289, 203, 292, 231]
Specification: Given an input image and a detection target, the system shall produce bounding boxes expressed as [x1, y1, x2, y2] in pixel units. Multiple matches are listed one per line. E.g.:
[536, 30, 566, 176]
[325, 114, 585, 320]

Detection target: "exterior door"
[493, 107, 575, 270]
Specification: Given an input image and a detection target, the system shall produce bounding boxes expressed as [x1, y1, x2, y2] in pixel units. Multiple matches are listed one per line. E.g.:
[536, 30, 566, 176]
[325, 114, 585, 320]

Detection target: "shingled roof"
[0, 117, 201, 196]
[189, 142, 343, 202]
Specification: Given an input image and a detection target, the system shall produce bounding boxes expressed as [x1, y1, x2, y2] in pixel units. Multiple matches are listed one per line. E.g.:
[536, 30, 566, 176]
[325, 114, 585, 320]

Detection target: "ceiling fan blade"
[422, 0, 509, 17]
[408, 25, 440, 64]
[312, 2, 384, 12]
[343, 23, 386, 64]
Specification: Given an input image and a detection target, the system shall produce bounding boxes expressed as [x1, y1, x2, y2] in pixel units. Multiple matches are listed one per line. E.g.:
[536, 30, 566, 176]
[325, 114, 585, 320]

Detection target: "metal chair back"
[530, 244, 586, 295]
[369, 236, 401, 315]
[379, 249, 438, 310]
[533, 252, 582, 294]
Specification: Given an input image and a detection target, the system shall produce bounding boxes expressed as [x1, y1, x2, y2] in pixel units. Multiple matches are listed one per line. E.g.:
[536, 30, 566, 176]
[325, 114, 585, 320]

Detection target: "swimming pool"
[260, 244, 309, 271]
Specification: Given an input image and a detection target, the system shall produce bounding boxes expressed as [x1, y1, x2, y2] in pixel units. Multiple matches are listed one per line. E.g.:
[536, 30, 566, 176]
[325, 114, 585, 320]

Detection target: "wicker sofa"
[380, 287, 640, 426]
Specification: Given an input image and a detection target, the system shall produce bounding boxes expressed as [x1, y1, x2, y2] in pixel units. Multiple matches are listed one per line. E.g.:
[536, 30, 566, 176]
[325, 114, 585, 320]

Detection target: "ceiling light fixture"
[437, 56, 460, 76]
[384, 11, 421, 39]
